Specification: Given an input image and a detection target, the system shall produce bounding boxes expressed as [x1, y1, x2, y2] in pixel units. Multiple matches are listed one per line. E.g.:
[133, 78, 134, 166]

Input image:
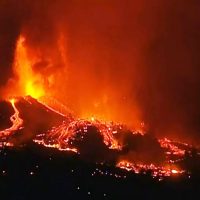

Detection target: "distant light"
[171, 169, 178, 174]
[30, 171, 34, 175]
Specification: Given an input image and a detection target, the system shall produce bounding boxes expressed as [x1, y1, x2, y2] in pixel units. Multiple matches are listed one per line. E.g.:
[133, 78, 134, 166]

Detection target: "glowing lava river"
[0, 99, 23, 139]
[0, 96, 199, 181]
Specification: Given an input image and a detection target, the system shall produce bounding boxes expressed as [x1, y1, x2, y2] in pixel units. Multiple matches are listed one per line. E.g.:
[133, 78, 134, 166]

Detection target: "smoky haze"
[0, 0, 200, 142]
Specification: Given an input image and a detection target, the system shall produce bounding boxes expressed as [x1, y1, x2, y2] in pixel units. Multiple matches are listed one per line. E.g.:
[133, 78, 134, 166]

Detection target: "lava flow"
[0, 31, 199, 180]
[0, 98, 23, 141]
[34, 118, 122, 152]
[33, 112, 189, 180]
[117, 161, 184, 179]
[0, 96, 199, 180]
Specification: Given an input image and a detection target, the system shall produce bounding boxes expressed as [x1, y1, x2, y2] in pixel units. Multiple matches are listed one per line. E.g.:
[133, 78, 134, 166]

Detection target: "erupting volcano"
[0, 34, 199, 181]
[1, 1, 200, 199]
[0, 94, 199, 181]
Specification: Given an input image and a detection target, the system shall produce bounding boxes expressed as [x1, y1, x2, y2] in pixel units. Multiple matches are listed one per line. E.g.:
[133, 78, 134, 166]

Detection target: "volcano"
[1, 96, 200, 199]
[1, 96, 200, 181]
[1, 1, 200, 199]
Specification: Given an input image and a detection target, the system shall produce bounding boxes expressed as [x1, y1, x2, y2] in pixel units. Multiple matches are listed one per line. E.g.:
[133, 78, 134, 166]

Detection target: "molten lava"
[0, 33, 197, 181]
[0, 98, 23, 140]
[34, 118, 123, 153]
[117, 161, 184, 180]
[0, 96, 198, 180]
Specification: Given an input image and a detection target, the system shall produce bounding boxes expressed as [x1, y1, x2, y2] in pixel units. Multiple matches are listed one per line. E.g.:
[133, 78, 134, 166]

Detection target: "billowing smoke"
[0, 0, 200, 142]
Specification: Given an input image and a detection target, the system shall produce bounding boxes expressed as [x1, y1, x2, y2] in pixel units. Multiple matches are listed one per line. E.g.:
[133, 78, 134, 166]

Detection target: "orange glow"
[2, 31, 142, 128]
[12, 35, 45, 99]
[117, 160, 184, 179]
[0, 97, 191, 179]
[171, 169, 178, 174]
[0, 1, 198, 183]
[10, 98, 16, 106]
[34, 117, 124, 152]
[0, 98, 23, 139]
[25, 80, 45, 99]
[159, 138, 186, 156]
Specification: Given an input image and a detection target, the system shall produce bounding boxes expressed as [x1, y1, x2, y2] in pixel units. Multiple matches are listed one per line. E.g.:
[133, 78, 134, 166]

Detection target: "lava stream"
[0, 96, 196, 179]
[117, 161, 185, 180]
[0, 98, 23, 138]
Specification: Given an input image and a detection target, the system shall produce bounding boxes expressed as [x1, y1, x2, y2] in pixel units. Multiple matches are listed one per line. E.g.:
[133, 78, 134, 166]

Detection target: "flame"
[12, 35, 45, 99]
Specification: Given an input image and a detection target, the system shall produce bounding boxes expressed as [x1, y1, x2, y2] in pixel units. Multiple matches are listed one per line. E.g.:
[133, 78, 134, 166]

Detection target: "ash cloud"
[1, 0, 200, 141]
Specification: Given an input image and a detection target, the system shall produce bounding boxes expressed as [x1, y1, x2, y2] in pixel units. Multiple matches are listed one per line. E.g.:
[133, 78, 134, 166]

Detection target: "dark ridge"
[0, 100, 14, 130]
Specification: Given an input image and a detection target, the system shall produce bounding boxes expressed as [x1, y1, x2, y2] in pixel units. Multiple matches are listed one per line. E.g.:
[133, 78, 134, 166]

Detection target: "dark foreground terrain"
[0, 143, 199, 200]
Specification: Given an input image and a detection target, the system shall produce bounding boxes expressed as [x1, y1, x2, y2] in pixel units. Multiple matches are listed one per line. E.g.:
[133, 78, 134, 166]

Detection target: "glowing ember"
[31, 100, 191, 179]
[33, 118, 123, 152]
[117, 161, 184, 179]
[171, 169, 179, 174]
[159, 138, 186, 156]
